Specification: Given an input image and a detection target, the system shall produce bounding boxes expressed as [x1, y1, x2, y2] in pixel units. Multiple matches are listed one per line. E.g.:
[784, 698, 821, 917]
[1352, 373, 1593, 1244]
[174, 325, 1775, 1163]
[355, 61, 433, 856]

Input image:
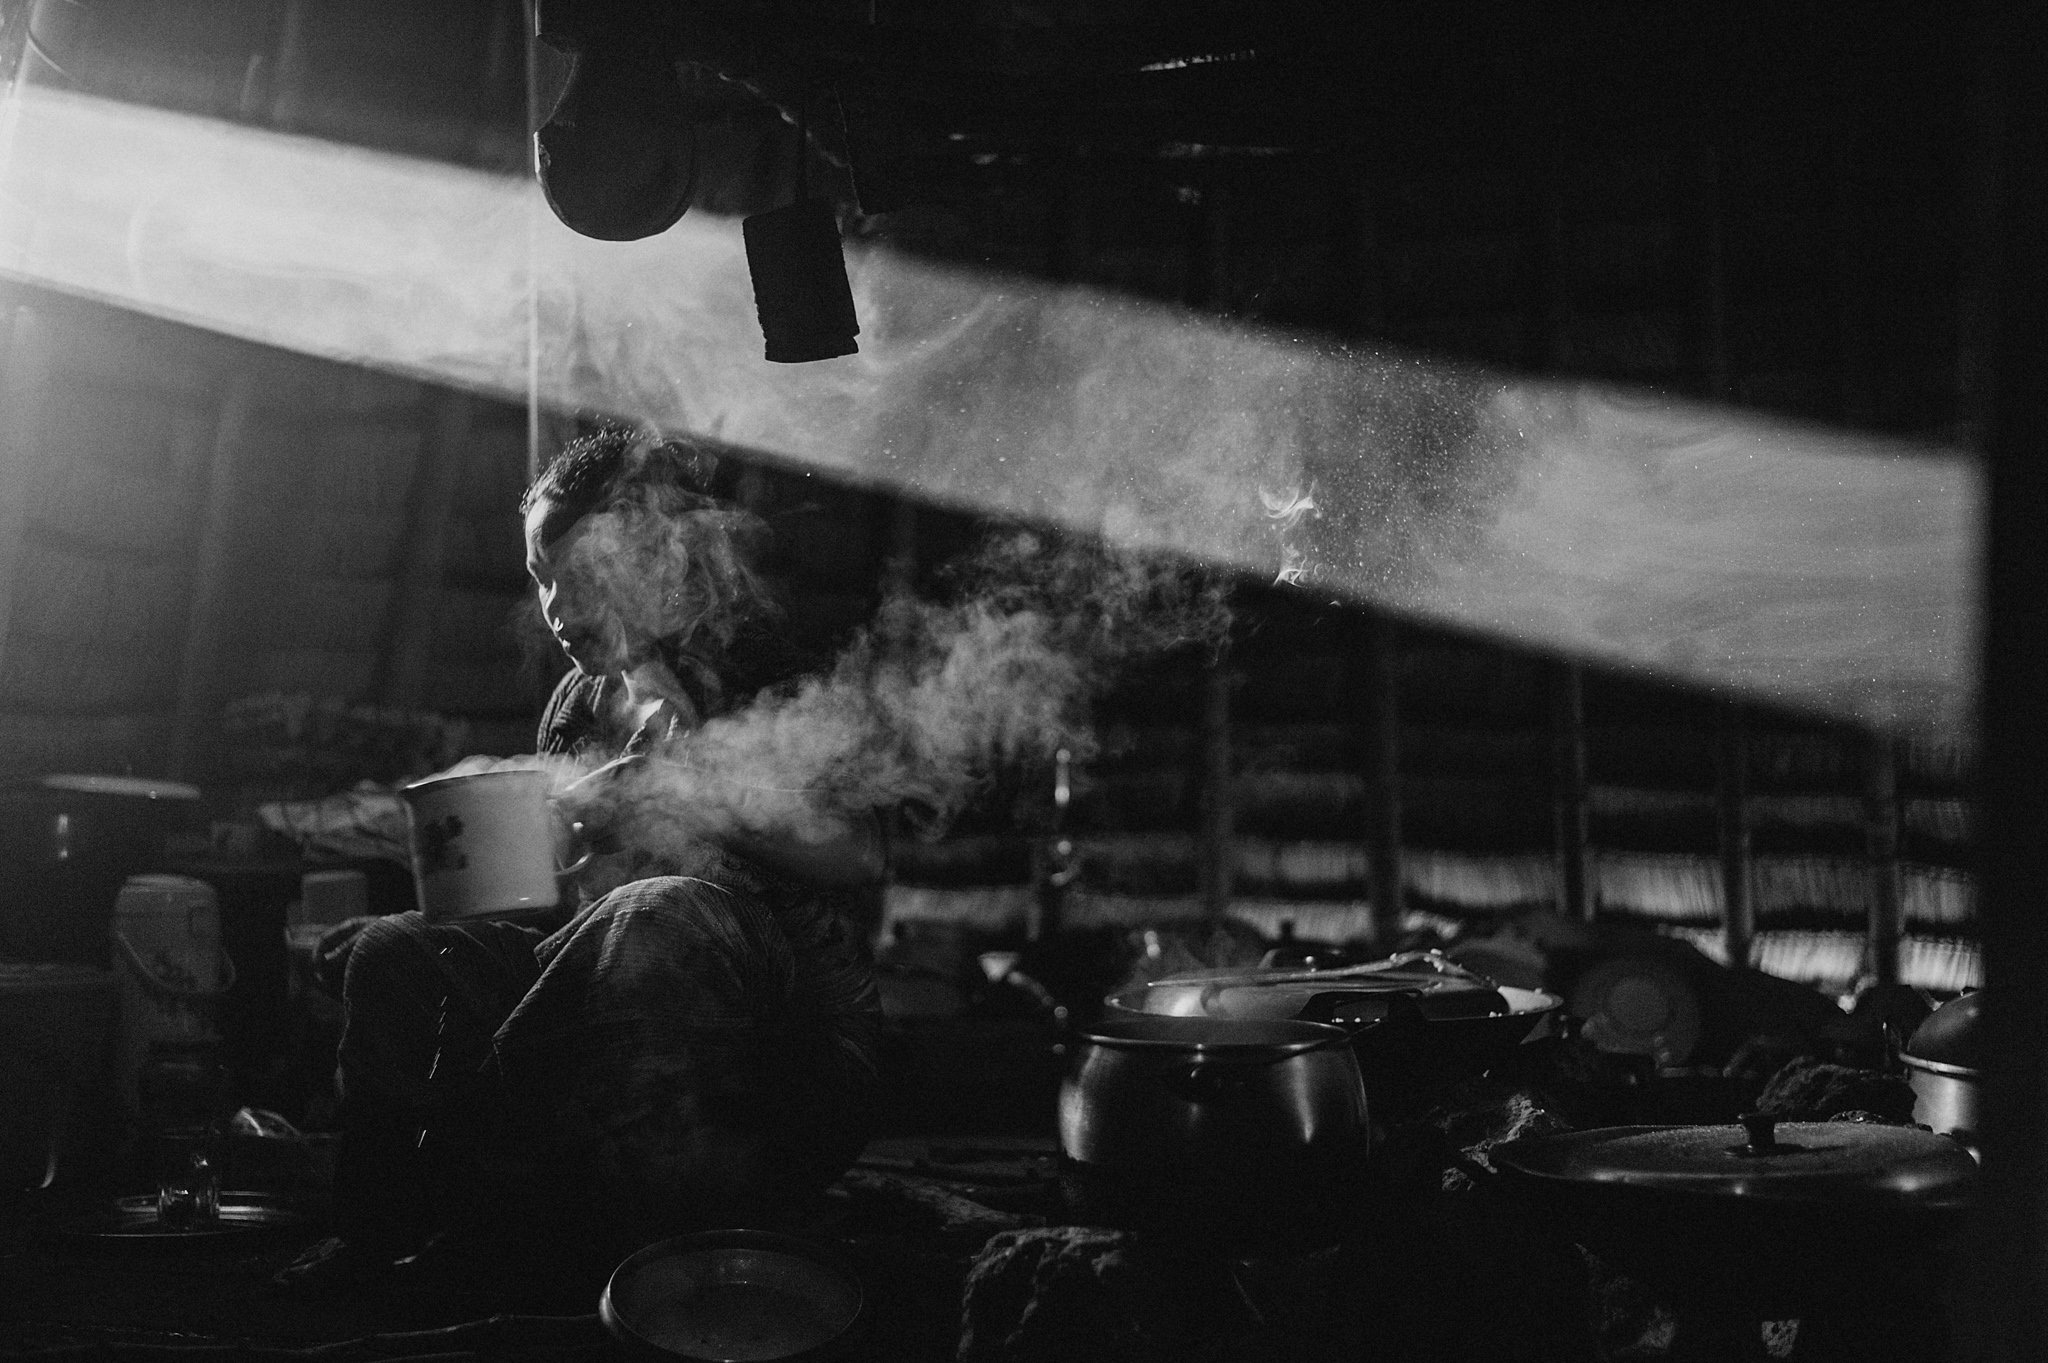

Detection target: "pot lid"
[40, 774, 201, 801]
[1904, 990, 1988, 1074]
[1121, 951, 1511, 1023]
[1491, 1118, 1979, 1206]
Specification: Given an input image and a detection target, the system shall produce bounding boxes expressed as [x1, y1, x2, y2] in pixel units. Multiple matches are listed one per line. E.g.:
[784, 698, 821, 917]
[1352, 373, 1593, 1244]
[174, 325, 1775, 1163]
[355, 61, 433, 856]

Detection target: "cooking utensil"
[1901, 989, 1989, 1144]
[1057, 1014, 1369, 1254]
[1111, 950, 1511, 1022]
[1105, 952, 1561, 1119]
[0, 774, 201, 965]
[401, 768, 591, 922]
[51, 1190, 307, 1251]
[601, 1230, 863, 1362]
[1486, 1117, 1979, 1315]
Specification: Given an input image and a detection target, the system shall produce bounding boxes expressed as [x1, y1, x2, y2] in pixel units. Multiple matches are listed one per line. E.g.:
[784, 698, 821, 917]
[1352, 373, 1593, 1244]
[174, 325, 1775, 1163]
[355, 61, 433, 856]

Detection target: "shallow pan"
[602, 1229, 864, 1363]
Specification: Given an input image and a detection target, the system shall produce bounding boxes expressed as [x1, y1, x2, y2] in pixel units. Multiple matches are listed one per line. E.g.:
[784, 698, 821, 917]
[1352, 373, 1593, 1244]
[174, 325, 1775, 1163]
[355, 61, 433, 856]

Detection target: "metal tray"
[51, 1191, 309, 1250]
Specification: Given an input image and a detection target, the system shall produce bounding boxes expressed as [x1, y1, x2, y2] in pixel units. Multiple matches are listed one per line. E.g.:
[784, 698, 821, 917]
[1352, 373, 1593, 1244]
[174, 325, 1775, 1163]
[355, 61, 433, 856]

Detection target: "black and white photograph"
[0, 2, 2039, 1359]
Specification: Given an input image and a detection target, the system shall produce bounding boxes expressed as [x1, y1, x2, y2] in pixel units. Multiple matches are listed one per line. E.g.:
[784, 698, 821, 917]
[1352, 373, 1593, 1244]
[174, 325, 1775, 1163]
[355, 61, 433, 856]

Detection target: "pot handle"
[553, 812, 596, 879]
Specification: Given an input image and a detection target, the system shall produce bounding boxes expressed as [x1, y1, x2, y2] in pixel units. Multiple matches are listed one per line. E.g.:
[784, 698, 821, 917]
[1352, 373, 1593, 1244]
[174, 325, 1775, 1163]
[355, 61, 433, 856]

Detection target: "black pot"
[1057, 1014, 1369, 1254]
[1484, 1118, 1979, 1317]
[0, 776, 200, 966]
[1107, 956, 1562, 1122]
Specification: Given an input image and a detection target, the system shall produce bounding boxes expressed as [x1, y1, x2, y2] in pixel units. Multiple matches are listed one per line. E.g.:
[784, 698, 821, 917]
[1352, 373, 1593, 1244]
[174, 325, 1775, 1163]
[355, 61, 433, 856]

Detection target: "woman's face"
[525, 498, 616, 674]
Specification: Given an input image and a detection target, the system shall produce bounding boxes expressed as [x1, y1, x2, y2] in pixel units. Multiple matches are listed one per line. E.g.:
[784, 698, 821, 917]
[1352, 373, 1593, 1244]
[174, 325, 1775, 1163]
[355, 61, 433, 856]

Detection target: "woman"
[286, 428, 883, 1295]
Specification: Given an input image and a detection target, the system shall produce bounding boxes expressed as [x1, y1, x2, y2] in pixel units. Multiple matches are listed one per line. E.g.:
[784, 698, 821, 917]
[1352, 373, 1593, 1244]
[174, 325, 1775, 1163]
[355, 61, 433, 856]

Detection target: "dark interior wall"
[0, 284, 544, 786]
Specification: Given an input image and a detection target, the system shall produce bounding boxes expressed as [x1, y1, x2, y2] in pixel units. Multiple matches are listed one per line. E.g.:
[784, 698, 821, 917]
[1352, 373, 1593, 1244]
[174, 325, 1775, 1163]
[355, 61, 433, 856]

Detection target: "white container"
[110, 875, 233, 1118]
[402, 768, 569, 922]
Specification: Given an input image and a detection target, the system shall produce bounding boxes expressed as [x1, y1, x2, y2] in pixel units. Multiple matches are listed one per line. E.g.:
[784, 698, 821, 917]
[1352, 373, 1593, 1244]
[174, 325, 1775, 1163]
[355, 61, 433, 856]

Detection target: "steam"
[554, 530, 1229, 865]
[1259, 483, 1318, 587]
[550, 495, 771, 703]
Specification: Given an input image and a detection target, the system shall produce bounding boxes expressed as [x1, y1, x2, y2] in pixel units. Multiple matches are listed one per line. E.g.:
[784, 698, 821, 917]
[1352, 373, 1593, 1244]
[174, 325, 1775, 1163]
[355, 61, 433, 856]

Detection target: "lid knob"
[1739, 1112, 1779, 1153]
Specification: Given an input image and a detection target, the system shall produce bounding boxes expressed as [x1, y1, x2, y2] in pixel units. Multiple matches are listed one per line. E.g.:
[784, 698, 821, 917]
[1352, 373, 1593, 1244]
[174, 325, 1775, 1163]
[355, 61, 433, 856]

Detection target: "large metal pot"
[1901, 989, 1990, 1145]
[1107, 952, 1562, 1121]
[1057, 1014, 1369, 1254]
[1486, 1116, 1979, 1316]
[0, 775, 201, 966]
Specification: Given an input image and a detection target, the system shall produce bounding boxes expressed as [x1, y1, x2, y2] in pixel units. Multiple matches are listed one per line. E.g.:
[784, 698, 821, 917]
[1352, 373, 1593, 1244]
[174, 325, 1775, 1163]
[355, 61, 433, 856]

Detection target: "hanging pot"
[1057, 1014, 1369, 1254]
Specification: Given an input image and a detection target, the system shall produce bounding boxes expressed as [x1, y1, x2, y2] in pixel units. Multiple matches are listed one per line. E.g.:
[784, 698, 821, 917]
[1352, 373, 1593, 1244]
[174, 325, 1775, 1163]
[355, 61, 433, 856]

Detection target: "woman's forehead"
[522, 498, 553, 557]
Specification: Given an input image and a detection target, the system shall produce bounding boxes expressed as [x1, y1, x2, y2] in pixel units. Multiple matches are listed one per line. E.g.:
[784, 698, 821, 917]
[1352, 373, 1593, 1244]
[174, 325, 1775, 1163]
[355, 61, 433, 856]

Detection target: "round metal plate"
[603, 1230, 863, 1362]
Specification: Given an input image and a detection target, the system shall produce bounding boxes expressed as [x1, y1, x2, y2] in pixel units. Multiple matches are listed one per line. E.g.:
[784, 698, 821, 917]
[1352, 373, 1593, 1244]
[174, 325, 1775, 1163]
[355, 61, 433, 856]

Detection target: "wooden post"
[1551, 661, 1593, 921]
[1953, 19, 2003, 455]
[1830, 123, 1872, 428]
[1863, 730, 1903, 989]
[1197, 658, 1235, 920]
[1046, 149, 1090, 284]
[374, 391, 476, 708]
[884, 497, 918, 595]
[1334, 163, 1388, 338]
[1522, 156, 1571, 372]
[1693, 138, 1732, 402]
[170, 369, 262, 781]
[1716, 702, 1754, 968]
[265, 0, 309, 130]
[0, 304, 52, 689]
[1364, 614, 1403, 946]
[1958, 2, 2048, 1351]
[1184, 171, 1232, 314]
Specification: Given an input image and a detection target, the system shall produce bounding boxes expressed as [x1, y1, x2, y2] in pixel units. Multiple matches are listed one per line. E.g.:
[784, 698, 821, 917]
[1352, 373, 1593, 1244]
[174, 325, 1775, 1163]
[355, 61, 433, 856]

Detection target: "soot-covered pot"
[1901, 989, 1991, 1146]
[1106, 951, 1561, 1120]
[1057, 1014, 1369, 1255]
[1486, 1115, 1980, 1319]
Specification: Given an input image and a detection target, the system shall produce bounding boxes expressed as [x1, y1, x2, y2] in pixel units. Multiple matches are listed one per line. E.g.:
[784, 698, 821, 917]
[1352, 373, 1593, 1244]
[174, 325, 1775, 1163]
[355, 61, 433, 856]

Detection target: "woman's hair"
[522, 425, 775, 702]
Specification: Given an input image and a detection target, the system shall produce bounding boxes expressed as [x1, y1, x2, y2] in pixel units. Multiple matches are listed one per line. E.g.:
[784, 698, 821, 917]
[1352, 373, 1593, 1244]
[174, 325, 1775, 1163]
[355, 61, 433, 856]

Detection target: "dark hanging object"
[742, 198, 859, 363]
[532, 0, 696, 241]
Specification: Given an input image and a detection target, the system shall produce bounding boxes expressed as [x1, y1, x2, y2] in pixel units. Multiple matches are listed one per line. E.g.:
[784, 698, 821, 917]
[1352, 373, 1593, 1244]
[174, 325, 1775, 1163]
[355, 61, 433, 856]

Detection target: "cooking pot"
[1901, 989, 1991, 1145]
[0, 775, 201, 965]
[1485, 1116, 1979, 1317]
[401, 768, 591, 922]
[1058, 1014, 1368, 1254]
[1106, 952, 1561, 1120]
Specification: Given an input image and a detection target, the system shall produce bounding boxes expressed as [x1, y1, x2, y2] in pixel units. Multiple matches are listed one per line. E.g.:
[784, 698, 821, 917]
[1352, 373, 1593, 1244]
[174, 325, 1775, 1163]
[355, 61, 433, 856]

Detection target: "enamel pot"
[1057, 1014, 1369, 1255]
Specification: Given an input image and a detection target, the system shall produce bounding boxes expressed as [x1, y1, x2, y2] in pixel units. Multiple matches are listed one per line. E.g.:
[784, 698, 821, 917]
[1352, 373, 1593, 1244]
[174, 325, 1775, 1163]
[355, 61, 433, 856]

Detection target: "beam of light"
[0, 85, 1981, 742]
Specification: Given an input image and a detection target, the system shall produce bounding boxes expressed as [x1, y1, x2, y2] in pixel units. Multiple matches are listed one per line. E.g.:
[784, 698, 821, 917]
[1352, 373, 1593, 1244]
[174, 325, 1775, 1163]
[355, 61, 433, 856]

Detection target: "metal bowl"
[601, 1230, 864, 1363]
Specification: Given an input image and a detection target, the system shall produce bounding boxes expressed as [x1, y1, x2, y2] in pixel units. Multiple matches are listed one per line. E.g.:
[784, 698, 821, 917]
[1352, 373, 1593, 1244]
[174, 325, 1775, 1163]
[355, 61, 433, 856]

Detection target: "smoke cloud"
[553, 530, 1230, 867]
